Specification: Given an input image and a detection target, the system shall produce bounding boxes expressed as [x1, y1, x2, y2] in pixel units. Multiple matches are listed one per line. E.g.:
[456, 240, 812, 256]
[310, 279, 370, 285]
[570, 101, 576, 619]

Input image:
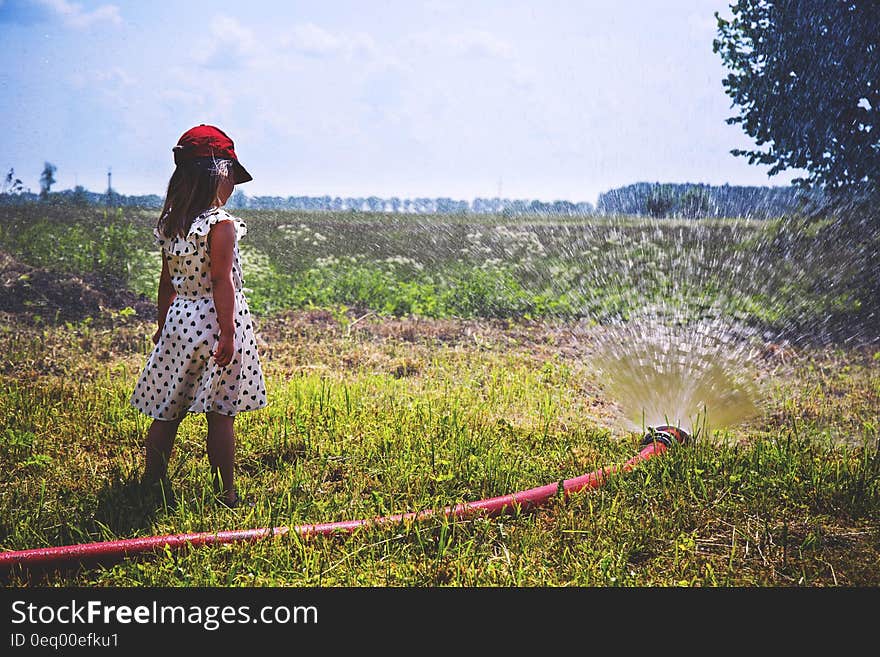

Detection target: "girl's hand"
[213, 333, 235, 367]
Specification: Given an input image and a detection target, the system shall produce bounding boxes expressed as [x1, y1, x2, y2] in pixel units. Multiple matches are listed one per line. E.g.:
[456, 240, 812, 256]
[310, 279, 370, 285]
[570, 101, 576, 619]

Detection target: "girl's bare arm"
[208, 221, 237, 366]
[154, 255, 176, 343]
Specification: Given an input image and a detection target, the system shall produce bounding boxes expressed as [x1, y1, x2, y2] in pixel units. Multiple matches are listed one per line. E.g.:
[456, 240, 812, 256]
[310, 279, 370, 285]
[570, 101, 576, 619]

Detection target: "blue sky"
[0, 0, 805, 203]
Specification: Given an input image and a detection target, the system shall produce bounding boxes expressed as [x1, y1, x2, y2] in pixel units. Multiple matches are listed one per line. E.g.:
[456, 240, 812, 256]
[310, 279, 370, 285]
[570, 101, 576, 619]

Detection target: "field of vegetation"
[0, 203, 877, 586]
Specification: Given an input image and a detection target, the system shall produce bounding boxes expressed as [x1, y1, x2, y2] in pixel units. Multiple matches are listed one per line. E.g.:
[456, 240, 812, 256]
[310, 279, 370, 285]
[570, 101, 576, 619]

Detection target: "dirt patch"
[255, 308, 602, 356]
[0, 251, 155, 325]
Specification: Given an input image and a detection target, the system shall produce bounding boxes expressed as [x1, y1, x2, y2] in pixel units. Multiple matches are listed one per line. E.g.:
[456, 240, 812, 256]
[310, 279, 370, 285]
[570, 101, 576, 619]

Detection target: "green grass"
[0, 203, 877, 586]
[0, 314, 877, 586]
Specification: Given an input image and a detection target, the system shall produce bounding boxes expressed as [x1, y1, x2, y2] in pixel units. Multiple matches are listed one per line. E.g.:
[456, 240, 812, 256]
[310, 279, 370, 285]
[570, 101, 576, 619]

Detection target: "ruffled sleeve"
[155, 208, 247, 256]
[188, 208, 248, 241]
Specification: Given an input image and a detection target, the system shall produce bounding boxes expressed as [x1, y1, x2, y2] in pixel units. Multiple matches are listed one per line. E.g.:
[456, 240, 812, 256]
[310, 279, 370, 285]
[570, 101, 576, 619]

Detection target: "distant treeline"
[0, 181, 821, 218]
[596, 182, 823, 219]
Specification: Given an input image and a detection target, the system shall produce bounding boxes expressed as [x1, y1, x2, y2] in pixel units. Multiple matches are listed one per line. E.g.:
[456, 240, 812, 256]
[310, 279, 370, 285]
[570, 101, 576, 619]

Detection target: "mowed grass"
[1, 311, 878, 586]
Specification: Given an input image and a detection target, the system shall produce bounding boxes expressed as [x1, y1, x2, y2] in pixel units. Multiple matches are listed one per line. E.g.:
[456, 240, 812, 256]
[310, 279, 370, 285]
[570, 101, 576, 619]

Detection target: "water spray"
[0, 425, 690, 577]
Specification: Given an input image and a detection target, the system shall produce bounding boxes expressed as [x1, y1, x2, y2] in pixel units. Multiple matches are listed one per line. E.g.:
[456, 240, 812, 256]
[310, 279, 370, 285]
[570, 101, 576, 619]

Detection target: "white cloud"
[451, 29, 513, 60]
[408, 29, 513, 60]
[95, 66, 134, 86]
[196, 15, 260, 69]
[282, 22, 379, 61]
[194, 18, 381, 72]
[284, 22, 342, 57]
[210, 15, 257, 50]
[422, 0, 457, 14]
[35, 0, 121, 28]
[69, 65, 134, 93]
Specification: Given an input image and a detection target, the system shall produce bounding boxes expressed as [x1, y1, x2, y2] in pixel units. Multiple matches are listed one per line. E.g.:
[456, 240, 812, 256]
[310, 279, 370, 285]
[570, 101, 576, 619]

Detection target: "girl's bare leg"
[143, 416, 183, 484]
[206, 412, 236, 505]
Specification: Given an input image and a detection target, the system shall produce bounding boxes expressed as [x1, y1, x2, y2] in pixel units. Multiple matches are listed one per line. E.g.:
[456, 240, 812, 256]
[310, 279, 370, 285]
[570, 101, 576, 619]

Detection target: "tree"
[71, 185, 88, 205]
[714, 1, 880, 198]
[645, 184, 674, 218]
[679, 185, 712, 219]
[39, 161, 57, 199]
[227, 189, 248, 209]
[2, 168, 24, 195]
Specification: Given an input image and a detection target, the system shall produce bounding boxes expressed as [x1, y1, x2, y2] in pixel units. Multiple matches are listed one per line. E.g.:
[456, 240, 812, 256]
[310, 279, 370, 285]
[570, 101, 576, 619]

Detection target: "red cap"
[173, 124, 253, 184]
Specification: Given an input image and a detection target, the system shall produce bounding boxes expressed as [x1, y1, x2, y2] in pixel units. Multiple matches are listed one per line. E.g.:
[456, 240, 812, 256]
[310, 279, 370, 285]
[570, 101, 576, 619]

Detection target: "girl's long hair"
[157, 158, 232, 239]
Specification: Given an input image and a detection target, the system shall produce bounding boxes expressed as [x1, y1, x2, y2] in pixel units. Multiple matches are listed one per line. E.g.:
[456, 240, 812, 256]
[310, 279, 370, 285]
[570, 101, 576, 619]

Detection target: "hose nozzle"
[641, 424, 690, 448]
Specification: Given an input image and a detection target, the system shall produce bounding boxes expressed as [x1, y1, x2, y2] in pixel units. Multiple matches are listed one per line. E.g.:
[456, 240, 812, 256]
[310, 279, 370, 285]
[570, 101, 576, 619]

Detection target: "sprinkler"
[0, 422, 692, 577]
[641, 424, 690, 448]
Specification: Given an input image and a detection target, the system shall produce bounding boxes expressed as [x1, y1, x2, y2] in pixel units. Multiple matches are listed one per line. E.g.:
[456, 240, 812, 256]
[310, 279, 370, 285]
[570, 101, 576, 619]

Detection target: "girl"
[130, 124, 267, 508]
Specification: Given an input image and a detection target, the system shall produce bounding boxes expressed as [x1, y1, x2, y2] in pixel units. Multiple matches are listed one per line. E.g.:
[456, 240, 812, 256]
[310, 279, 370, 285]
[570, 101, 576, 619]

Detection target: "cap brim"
[232, 161, 253, 184]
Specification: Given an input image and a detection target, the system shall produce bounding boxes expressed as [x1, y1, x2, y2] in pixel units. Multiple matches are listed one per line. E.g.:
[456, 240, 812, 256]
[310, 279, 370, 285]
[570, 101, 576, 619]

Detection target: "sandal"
[217, 490, 253, 509]
[140, 477, 176, 510]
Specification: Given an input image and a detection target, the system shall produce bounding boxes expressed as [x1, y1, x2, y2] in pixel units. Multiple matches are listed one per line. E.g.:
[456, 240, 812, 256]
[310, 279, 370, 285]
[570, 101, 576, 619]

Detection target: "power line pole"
[107, 167, 112, 207]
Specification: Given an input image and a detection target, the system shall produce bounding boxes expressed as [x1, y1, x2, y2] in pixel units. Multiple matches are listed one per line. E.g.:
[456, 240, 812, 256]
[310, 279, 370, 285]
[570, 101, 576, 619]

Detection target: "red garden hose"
[0, 426, 688, 575]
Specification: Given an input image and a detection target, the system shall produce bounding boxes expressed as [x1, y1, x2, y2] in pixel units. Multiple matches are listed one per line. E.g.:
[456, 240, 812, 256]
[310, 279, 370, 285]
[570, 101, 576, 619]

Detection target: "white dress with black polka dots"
[130, 208, 268, 420]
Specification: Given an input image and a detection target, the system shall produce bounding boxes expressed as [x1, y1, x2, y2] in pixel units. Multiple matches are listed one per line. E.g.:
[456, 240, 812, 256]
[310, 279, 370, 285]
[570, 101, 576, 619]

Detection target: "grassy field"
[0, 204, 878, 586]
[1, 204, 874, 331]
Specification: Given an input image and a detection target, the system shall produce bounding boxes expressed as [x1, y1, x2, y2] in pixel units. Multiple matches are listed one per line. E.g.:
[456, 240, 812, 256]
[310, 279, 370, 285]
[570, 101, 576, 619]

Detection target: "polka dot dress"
[130, 208, 268, 420]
